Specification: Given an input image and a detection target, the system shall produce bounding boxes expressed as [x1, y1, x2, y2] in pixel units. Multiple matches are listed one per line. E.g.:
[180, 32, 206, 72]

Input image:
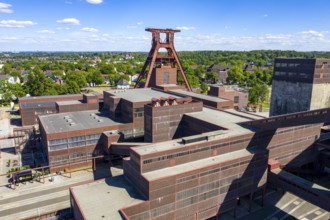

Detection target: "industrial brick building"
[208, 85, 249, 110]
[270, 58, 330, 116]
[21, 29, 330, 219]
[70, 98, 328, 219]
[39, 88, 194, 172]
[19, 93, 102, 126]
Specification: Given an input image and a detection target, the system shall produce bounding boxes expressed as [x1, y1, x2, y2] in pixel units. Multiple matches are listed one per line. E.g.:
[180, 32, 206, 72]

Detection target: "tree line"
[1, 50, 329, 106]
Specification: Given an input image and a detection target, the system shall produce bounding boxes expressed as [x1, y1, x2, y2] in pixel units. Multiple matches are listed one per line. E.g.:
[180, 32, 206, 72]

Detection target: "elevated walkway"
[268, 168, 330, 212]
[241, 107, 330, 130]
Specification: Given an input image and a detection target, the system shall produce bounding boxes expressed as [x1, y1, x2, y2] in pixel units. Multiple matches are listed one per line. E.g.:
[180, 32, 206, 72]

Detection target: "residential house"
[0, 75, 21, 84]
[207, 64, 231, 84]
[117, 79, 130, 89]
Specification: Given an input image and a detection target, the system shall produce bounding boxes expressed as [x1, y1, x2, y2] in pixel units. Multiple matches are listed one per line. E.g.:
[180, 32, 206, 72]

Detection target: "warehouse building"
[19, 93, 102, 126]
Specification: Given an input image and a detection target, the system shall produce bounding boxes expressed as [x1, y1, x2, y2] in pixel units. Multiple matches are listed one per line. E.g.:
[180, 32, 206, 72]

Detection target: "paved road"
[0, 166, 120, 220]
[0, 195, 69, 217]
[0, 184, 70, 205]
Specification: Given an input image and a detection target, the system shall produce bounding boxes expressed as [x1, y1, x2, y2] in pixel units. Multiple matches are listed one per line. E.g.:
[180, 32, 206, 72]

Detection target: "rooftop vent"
[69, 122, 76, 126]
[182, 134, 207, 145]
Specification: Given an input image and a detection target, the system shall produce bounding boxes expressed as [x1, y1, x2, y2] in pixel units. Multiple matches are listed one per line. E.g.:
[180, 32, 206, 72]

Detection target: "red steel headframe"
[135, 28, 192, 91]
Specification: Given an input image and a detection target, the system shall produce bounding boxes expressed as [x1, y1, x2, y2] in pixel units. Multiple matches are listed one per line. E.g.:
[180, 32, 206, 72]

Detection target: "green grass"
[261, 100, 271, 112]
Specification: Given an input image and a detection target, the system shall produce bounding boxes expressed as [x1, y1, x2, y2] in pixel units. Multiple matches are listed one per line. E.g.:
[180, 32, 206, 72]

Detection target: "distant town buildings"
[207, 64, 230, 84]
[117, 79, 130, 89]
[0, 75, 20, 84]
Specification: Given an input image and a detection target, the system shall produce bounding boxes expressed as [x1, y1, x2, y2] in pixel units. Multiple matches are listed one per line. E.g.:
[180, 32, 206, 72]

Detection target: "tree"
[24, 67, 58, 96]
[186, 74, 199, 88]
[0, 80, 26, 106]
[108, 74, 129, 86]
[87, 70, 104, 85]
[206, 71, 218, 84]
[116, 63, 126, 73]
[65, 71, 87, 88]
[2, 63, 12, 74]
[64, 80, 80, 94]
[227, 65, 245, 85]
[100, 64, 116, 75]
[200, 83, 208, 94]
[248, 82, 269, 105]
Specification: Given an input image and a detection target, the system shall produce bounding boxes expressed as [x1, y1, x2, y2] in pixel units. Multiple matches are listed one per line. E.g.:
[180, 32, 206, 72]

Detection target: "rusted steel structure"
[13, 127, 36, 154]
[135, 28, 192, 91]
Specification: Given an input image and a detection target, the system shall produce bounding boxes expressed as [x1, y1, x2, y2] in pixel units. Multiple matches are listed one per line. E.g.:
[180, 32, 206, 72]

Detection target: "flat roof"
[143, 148, 264, 181]
[170, 89, 229, 102]
[71, 175, 144, 220]
[185, 107, 262, 133]
[20, 102, 55, 108]
[133, 107, 258, 156]
[105, 88, 182, 103]
[39, 110, 122, 134]
[19, 94, 82, 101]
[56, 100, 82, 105]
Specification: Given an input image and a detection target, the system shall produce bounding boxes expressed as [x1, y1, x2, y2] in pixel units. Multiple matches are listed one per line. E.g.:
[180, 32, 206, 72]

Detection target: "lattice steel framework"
[135, 28, 192, 91]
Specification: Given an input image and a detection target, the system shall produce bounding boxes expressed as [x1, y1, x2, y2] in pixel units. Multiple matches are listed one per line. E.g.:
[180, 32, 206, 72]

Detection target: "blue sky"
[0, 0, 329, 51]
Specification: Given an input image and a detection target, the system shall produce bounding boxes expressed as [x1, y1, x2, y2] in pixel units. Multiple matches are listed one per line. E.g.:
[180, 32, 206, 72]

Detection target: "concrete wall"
[270, 80, 313, 116]
[310, 83, 330, 110]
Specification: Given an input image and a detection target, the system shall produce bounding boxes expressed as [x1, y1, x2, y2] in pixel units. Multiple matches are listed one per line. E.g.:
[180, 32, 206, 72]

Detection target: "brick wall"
[144, 101, 203, 143]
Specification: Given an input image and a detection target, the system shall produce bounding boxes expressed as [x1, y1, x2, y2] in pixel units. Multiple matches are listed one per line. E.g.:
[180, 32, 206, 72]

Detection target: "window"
[68, 136, 85, 142]
[49, 144, 67, 151]
[86, 134, 101, 140]
[133, 107, 144, 118]
[68, 141, 85, 148]
[234, 96, 239, 103]
[86, 139, 98, 145]
[49, 138, 67, 145]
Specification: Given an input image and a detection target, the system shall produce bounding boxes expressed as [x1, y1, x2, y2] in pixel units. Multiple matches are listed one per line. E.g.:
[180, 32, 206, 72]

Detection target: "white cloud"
[0, 2, 13, 13]
[37, 30, 55, 34]
[3, 27, 330, 51]
[263, 14, 268, 17]
[176, 26, 196, 31]
[0, 20, 37, 28]
[81, 27, 98, 32]
[127, 25, 137, 29]
[57, 27, 71, 30]
[127, 21, 144, 29]
[86, 0, 103, 4]
[0, 36, 18, 41]
[56, 18, 80, 25]
[301, 30, 326, 38]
